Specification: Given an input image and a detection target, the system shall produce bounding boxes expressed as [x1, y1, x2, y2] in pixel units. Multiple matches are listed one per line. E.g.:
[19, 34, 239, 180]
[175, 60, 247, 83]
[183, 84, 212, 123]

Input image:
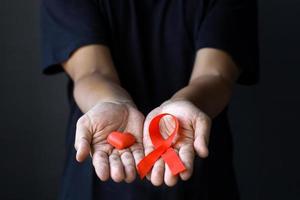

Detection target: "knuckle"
[110, 155, 119, 162]
[122, 152, 132, 160]
[133, 148, 144, 156]
[94, 151, 107, 160]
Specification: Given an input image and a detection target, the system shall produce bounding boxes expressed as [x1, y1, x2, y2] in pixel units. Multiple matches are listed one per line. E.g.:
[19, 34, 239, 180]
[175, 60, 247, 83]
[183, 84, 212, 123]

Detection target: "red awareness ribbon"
[137, 113, 186, 179]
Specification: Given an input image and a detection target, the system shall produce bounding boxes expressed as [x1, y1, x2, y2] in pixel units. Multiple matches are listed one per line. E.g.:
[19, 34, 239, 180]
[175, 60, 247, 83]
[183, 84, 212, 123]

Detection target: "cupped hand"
[143, 100, 211, 186]
[75, 101, 145, 183]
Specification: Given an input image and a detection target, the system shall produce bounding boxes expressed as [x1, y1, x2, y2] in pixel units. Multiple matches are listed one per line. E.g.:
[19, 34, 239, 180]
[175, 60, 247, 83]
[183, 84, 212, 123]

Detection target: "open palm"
[143, 100, 211, 186]
[75, 102, 145, 183]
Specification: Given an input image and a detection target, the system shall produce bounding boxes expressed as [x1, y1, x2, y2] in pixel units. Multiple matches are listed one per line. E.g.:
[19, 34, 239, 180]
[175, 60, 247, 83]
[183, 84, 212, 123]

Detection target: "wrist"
[73, 72, 135, 112]
[170, 84, 199, 106]
[170, 75, 234, 118]
[94, 98, 136, 109]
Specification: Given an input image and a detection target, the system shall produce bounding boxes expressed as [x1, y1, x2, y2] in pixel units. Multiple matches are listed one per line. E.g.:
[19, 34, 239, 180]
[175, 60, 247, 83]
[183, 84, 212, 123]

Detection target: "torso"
[61, 1, 239, 199]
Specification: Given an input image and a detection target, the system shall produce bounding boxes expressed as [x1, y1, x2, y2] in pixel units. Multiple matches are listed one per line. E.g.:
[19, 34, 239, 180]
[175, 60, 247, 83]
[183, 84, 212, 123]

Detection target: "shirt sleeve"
[40, 0, 110, 74]
[195, 0, 259, 85]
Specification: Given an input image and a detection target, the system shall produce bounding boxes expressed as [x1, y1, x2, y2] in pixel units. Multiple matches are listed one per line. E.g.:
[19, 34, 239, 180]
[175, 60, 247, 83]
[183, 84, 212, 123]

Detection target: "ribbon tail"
[137, 145, 167, 179]
[162, 148, 186, 175]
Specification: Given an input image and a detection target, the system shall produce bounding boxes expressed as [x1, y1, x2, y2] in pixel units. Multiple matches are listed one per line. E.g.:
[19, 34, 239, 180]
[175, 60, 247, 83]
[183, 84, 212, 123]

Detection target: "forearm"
[171, 74, 234, 118]
[73, 72, 134, 113]
[171, 48, 239, 118]
[62, 45, 134, 113]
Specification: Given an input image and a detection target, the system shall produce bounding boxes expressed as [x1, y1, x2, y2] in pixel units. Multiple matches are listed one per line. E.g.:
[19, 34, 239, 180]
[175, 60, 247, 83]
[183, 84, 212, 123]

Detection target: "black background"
[0, 0, 299, 199]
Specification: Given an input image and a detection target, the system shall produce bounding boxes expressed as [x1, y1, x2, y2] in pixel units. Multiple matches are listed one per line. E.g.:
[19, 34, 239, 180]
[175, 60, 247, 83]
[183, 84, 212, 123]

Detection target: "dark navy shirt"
[40, 0, 258, 199]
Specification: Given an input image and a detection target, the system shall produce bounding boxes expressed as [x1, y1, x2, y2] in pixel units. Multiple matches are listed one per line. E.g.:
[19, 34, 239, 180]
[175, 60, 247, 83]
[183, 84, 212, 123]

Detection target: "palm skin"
[143, 100, 211, 186]
[75, 102, 145, 183]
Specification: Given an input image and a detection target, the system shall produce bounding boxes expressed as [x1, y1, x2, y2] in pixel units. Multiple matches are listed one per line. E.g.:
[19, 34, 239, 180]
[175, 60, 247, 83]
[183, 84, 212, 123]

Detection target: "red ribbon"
[137, 113, 186, 179]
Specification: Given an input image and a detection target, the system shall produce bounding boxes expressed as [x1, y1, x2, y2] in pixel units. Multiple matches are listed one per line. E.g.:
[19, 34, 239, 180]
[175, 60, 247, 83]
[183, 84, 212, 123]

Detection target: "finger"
[179, 145, 195, 181]
[131, 144, 144, 165]
[75, 118, 92, 162]
[164, 163, 178, 187]
[151, 158, 165, 186]
[121, 151, 136, 183]
[109, 152, 125, 182]
[125, 108, 145, 170]
[193, 115, 211, 158]
[92, 151, 110, 181]
[128, 110, 145, 166]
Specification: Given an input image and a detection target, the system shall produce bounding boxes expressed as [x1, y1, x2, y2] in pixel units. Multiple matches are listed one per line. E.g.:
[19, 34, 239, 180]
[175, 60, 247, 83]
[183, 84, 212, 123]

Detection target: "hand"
[75, 101, 145, 183]
[143, 100, 211, 186]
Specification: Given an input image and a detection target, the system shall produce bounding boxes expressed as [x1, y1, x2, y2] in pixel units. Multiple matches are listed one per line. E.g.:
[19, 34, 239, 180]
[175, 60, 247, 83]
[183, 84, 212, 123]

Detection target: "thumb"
[75, 117, 92, 162]
[193, 114, 211, 158]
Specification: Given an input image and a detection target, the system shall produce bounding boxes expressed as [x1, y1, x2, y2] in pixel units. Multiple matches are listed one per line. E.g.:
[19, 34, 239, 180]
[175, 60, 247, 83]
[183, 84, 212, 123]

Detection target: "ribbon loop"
[137, 113, 186, 179]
